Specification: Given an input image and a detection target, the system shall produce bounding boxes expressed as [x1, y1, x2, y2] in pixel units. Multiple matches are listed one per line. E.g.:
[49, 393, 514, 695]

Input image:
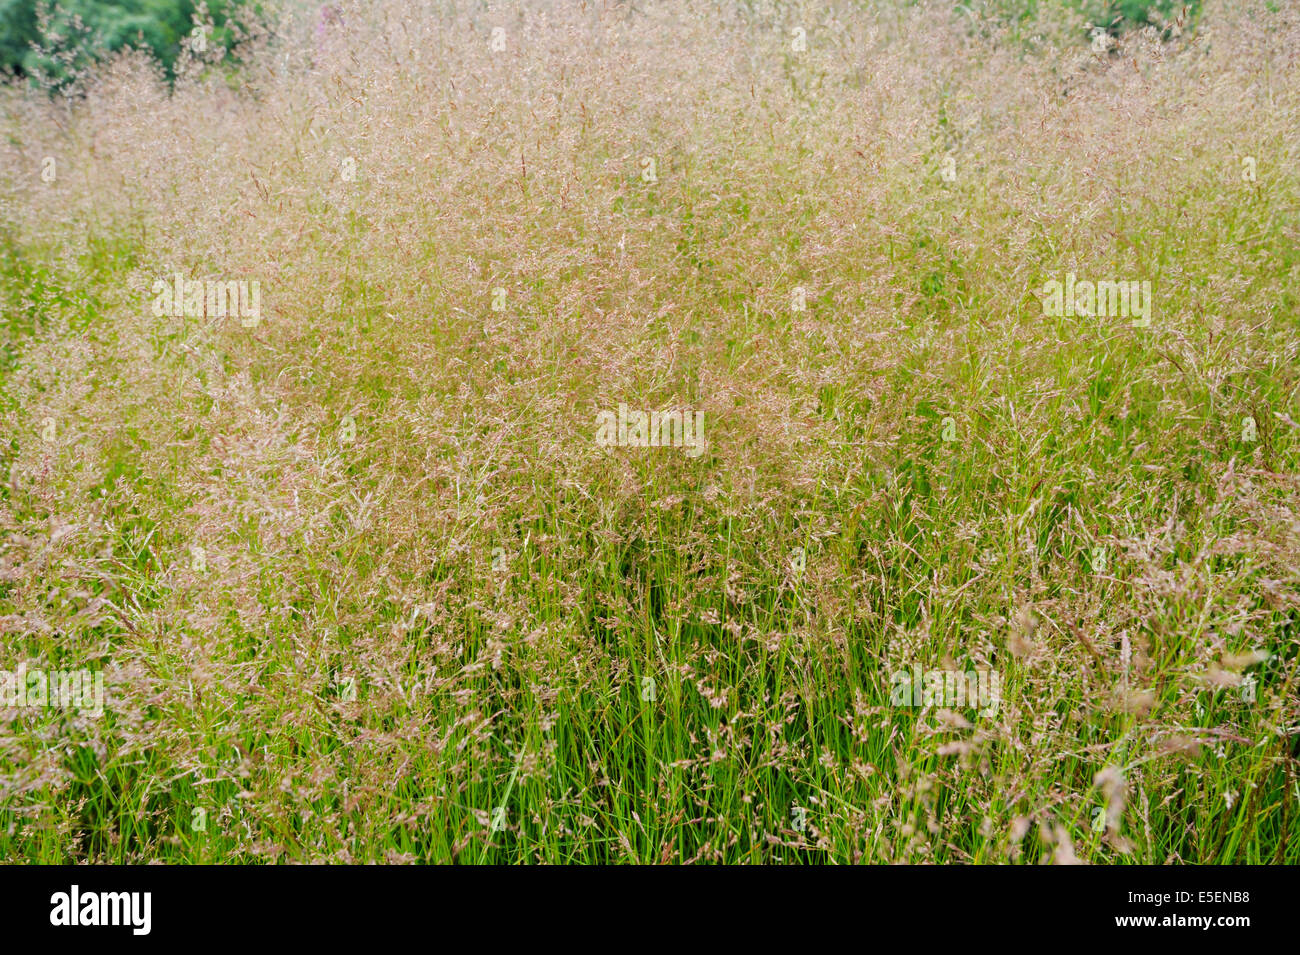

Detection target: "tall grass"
[0, 0, 1297, 863]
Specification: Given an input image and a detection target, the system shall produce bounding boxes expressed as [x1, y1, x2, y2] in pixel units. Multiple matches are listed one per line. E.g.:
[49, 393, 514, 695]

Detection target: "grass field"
[0, 0, 1298, 864]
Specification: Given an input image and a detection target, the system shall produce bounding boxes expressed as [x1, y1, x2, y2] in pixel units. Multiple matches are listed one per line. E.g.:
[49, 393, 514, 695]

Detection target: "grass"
[0, 0, 1297, 864]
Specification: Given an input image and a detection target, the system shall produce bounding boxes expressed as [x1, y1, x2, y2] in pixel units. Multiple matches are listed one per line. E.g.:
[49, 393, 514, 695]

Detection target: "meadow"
[0, 0, 1297, 863]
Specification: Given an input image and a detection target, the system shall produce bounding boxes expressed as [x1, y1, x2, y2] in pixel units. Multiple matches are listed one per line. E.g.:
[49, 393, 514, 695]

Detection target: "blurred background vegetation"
[0, 0, 256, 83]
[975, 0, 1198, 29]
[0, 0, 1204, 86]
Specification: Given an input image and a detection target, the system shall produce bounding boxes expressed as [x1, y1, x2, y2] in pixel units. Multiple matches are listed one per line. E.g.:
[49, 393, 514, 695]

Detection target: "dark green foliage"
[0, 0, 254, 83]
[968, 0, 1200, 34]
